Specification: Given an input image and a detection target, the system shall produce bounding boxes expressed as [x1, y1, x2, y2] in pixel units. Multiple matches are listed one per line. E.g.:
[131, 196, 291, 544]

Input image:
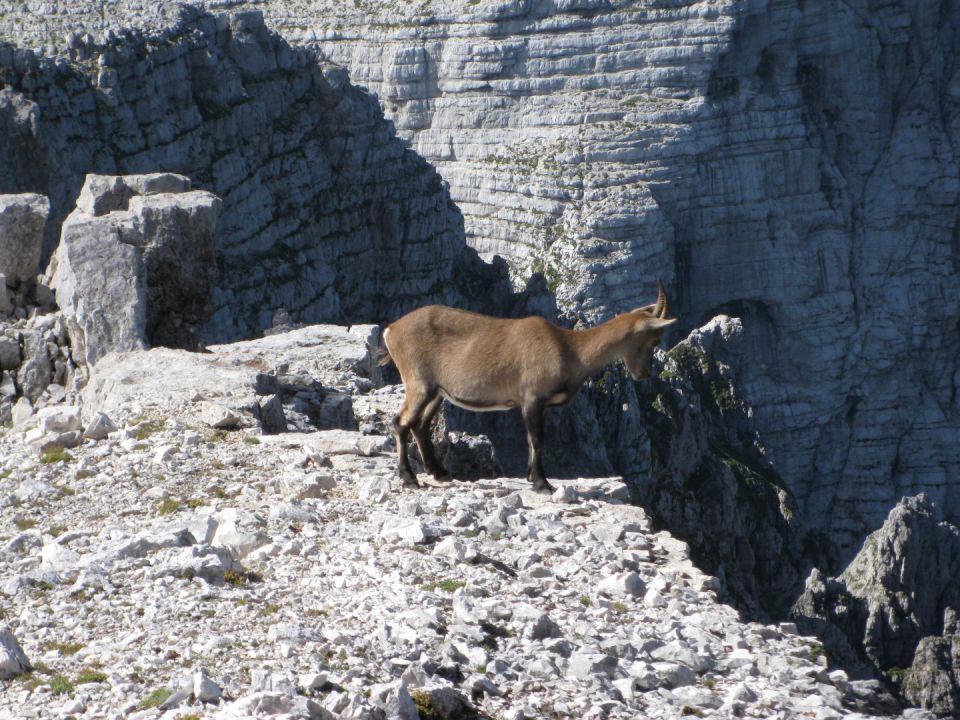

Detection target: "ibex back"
[379, 281, 676, 492]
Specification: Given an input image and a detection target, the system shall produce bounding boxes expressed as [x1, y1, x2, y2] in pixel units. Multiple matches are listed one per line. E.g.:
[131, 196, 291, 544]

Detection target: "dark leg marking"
[413, 395, 451, 482]
[522, 401, 554, 494]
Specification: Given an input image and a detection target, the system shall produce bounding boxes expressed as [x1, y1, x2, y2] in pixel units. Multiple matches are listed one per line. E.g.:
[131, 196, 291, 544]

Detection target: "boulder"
[0, 625, 30, 679]
[50, 173, 220, 365]
[0, 193, 48, 285]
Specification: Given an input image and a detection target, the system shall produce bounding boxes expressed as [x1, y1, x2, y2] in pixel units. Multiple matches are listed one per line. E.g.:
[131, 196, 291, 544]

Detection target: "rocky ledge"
[0, 324, 917, 720]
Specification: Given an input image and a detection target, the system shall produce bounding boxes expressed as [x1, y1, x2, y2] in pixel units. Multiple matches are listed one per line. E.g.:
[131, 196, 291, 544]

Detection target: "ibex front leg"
[522, 400, 554, 494]
[394, 389, 436, 488]
[412, 395, 451, 482]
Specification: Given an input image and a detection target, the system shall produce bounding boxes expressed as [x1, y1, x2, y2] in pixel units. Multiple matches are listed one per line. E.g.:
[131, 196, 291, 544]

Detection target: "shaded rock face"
[0, 8, 509, 343]
[0, 193, 48, 286]
[50, 173, 220, 365]
[791, 494, 960, 715]
[625, 316, 807, 620]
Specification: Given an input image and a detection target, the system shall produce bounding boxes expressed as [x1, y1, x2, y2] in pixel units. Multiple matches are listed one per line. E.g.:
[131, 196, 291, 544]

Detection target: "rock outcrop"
[50, 173, 221, 365]
[792, 494, 960, 716]
[0, 8, 510, 343]
[81, 323, 384, 437]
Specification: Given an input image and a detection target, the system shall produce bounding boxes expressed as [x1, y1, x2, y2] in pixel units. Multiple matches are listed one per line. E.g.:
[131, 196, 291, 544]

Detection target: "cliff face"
[1, 1, 958, 560]
[0, 8, 508, 343]
[197, 0, 960, 563]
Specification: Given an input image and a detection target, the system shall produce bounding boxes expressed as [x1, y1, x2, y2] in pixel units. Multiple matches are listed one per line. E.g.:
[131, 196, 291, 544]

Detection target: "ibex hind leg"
[394, 389, 436, 488]
[522, 401, 555, 494]
[413, 395, 451, 482]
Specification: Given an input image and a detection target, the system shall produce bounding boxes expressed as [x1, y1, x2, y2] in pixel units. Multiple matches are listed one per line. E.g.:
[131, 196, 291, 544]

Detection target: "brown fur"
[381, 282, 676, 491]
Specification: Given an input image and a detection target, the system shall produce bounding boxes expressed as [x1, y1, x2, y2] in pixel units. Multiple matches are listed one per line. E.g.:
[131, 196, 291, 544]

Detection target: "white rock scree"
[0, 322, 920, 720]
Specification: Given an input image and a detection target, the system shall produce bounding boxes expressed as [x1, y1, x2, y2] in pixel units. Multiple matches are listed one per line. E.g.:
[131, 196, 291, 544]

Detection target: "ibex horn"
[653, 279, 670, 318]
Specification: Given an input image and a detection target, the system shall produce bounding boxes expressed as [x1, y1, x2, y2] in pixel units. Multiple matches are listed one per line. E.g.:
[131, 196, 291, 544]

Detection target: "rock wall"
[0, 8, 509, 343]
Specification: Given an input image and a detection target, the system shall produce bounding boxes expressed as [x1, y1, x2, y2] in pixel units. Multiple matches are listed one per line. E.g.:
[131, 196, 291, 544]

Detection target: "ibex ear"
[637, 317, 677, 331]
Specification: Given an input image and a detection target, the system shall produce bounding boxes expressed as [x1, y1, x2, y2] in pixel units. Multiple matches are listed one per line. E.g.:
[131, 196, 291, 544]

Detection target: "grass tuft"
[40, 446, 71, 464]
[138, 688, 172, 710]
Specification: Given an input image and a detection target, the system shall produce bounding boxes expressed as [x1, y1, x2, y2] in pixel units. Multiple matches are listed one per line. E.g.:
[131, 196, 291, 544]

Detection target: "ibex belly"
[439, 388, 517, 412]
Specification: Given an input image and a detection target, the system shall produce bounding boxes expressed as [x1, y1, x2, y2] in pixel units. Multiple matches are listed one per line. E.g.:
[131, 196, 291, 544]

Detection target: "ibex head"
[622, 280, 676, 381]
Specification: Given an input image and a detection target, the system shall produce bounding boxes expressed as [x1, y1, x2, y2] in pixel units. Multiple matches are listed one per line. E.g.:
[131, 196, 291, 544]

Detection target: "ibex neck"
[570, 314, 635, 377]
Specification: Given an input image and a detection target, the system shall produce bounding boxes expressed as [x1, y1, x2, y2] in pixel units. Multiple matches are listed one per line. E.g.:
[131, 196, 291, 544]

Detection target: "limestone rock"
[0, 10, 511, 348]
[0, 194, 48, 285]
[51, 173, 221, 365]
[792, 494, 960, 715]
[0, 625, 30, 679]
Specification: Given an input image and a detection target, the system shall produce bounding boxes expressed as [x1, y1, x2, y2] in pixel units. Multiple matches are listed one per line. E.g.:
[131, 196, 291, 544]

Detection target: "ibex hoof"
[400, 473, 420, 489]
[432, 472, 453, 483]
[531, 479, 555, 494]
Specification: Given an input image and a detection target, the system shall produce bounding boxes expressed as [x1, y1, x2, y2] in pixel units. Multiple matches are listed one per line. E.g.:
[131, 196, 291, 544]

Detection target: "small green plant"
[0, 469, 12, 479]
[185, 498, 204, 509]
[208, 430, 229, 443]
[420, 579, 465, 593]
[47, 525, 68, 537]
[176, 714, 202, 720]
[702, 676, 715, 689]
[157, 497, 183, 515]
[681, 706, 705, 717]
[134, 419, 166, 441]
[224, 568, 261, 587]
[44, 641, 84, 655]
[808, 642, 826, 663]
[48, 674, 74, 695]
[580, 596, 592, 607]
[243, 436, 261, 445]
[224, 570, 246, 587]
[475, 664, 487, 674]
[138, 688, 172, 709]
[16, 674, 44, 691]
[75, 668, 107, 684]
[411, 690, 437, 719]
[40, 446, 71, 464]
[261, 603, 280, 615]
[14, 518, 38, 531]
[56, 485, 76, 496]
[610, 601, 628, 614]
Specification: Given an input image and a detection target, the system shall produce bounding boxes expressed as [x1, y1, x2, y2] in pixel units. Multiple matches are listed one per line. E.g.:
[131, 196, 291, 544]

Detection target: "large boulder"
[50, 173, 220, 366]
[0, 193, 49, 286]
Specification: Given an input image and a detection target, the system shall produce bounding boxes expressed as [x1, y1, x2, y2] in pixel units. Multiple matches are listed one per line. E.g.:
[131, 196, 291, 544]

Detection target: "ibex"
[379, 281, 676, 492]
